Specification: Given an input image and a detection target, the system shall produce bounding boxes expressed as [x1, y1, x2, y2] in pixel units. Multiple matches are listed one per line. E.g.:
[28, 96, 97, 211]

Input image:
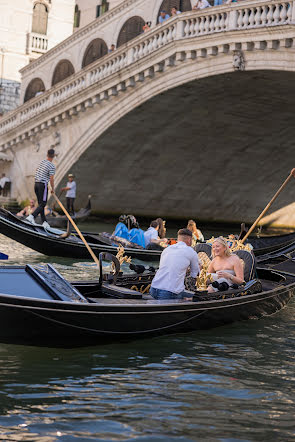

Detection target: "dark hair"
[156, 217, 166, 239]
[47, 148, 55, 158]
[150, 220, 158, 228]
[178, 228, 192, 237]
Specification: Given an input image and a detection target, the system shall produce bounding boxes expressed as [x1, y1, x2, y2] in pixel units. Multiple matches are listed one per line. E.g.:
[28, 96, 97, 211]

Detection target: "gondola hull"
[1, 208, 295, 261]
[0, 270, 293, 347]
[0, 209, 161, 261]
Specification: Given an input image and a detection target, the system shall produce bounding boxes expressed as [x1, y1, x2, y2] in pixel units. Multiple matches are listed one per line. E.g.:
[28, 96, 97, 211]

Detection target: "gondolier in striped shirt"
[26, 148, 56, 228]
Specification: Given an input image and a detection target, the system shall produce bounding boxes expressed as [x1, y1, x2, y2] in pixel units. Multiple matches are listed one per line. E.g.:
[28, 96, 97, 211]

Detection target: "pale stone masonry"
[0, 80, 20, 115]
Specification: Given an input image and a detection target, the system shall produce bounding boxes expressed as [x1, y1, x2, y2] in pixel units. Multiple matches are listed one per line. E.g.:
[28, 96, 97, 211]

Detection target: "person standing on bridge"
[26, 148, 56, 228]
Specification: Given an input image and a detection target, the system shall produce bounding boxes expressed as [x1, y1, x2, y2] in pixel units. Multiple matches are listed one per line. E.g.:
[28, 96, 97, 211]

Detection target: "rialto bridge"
[0, 0, 295, 225]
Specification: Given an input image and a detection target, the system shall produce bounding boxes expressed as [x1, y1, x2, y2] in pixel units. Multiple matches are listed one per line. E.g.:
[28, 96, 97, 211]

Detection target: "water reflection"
[0, 309, 294, 440]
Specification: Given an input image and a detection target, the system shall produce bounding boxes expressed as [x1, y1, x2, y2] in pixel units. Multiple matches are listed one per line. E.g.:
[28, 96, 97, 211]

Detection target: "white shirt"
[195, 0, 211, 9]
[144, 227, 159, 247]
[0, 176, 10, 188]
[151, 241, 200, 294]
[66, 181, 76, 198]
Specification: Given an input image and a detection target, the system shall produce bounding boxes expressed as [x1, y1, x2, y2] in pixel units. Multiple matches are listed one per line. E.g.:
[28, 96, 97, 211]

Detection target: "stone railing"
[27, 32, 49, 54]
[0, 0, 294, 141]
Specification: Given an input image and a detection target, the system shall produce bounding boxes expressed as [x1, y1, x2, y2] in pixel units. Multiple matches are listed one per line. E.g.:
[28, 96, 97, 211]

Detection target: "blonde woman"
[187, 219, 204, 245]
[207, 237, 244, 293]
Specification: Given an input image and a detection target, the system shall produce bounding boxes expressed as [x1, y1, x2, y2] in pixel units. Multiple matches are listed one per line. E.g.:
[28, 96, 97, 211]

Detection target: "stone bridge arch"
[54, 60, 295, 221]
[1, 1, 295, 224]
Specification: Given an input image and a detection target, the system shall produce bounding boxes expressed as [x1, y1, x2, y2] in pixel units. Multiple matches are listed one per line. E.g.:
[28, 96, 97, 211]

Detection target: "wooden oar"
[52, 193, 100, 270]
[52, 189, 63, 211]
[241, 172, 294, 244]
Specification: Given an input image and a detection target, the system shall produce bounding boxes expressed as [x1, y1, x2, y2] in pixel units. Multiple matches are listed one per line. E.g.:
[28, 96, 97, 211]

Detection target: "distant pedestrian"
[0, 173, 11, 196]
[26, 148, 56, 228]
[171, 7, 181, 16]
[193, 0, 211, 9]
[143, 21, 151, 32]
[108, 44, 116, 53]
[61, 173, 76, 215]
[158, 10, 170, 24]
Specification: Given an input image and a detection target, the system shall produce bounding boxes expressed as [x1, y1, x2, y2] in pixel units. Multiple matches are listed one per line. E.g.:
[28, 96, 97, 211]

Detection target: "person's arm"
[208, 259, 215, 274]
[50, 175, 55, 193]
[17, 208, 25, 216]
[218, 258, 244, 285]
[190, 252, 201, 277]
[61, 186, 70, 191]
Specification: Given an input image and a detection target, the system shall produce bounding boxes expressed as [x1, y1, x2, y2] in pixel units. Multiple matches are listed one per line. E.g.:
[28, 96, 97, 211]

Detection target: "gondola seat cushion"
[194, 243, 212, 258]
[234, 250, 256, 282]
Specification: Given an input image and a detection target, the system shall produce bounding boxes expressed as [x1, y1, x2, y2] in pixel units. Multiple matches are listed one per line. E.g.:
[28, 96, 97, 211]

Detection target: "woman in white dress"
[207, 237, 244, 292]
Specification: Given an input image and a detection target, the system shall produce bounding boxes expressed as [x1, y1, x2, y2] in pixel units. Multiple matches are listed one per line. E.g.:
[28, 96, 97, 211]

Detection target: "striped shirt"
[35, 159, 56, 184]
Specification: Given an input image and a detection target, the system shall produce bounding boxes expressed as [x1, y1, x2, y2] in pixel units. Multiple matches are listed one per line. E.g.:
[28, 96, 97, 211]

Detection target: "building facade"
[74, 0, 123, 30]
[0, 0, 76, 115]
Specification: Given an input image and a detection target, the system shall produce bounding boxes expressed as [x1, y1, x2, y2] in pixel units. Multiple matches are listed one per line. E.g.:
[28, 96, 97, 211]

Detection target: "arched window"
[82, 39, 108, 68]
[52, 60, 75, 86]
[24, 78, 45, 102]
[74, 4, 81, 28]
[117, 16, 145, 48]
[96, 0, 109, 17]
[32, 2, 48, 35]
[158, 0, 192, 21]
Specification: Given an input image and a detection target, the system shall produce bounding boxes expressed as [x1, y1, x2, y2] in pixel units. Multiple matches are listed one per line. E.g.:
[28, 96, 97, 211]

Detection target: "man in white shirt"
[61, 173, 76, 215]
[150, 228, 200, 300]
[144, 220, 167, 249]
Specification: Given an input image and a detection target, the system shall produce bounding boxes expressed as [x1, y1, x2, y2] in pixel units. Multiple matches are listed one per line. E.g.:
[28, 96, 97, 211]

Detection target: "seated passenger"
[150, 228, 200, 300]
[144, 220, 168, 250]
[128, 215, 145, 248]
[187, 219, 204, 245]
[17, 199, 37, 217]
[113, 215, 129, 240]
[156, 217, 167, 239]
[207, 237, 244, 293]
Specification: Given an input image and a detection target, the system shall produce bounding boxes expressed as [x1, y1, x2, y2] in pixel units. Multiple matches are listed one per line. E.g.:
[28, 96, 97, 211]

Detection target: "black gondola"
[0, 208, 161, 261]
[17, 196, 92, 228]
[0, 251, 294, 347]
[1, 207, 295, 261]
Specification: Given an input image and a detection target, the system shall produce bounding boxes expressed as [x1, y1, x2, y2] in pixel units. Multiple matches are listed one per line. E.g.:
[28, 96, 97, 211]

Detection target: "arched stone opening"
[157, 0, 192, 21]
[52, 60, 75, 86]
[24, 78, 45, 102]
[82, 38, 108, 68]
[32, 2, 48, 35]
[117, 16, 145, 47]
[64, 70, 295, 223]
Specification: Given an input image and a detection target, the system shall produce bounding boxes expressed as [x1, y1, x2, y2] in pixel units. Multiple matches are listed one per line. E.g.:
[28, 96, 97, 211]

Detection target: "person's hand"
[51, 188, 55, 194]
[217, 271, 232, 279]
[291, 168, 295, 178]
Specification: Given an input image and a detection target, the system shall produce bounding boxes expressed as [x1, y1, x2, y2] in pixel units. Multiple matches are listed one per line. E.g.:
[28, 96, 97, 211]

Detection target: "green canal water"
[0, 221, 294, 441]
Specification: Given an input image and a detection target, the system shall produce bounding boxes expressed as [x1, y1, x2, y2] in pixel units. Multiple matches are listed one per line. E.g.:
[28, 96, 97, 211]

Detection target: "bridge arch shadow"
[59, 69, 295, 222]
